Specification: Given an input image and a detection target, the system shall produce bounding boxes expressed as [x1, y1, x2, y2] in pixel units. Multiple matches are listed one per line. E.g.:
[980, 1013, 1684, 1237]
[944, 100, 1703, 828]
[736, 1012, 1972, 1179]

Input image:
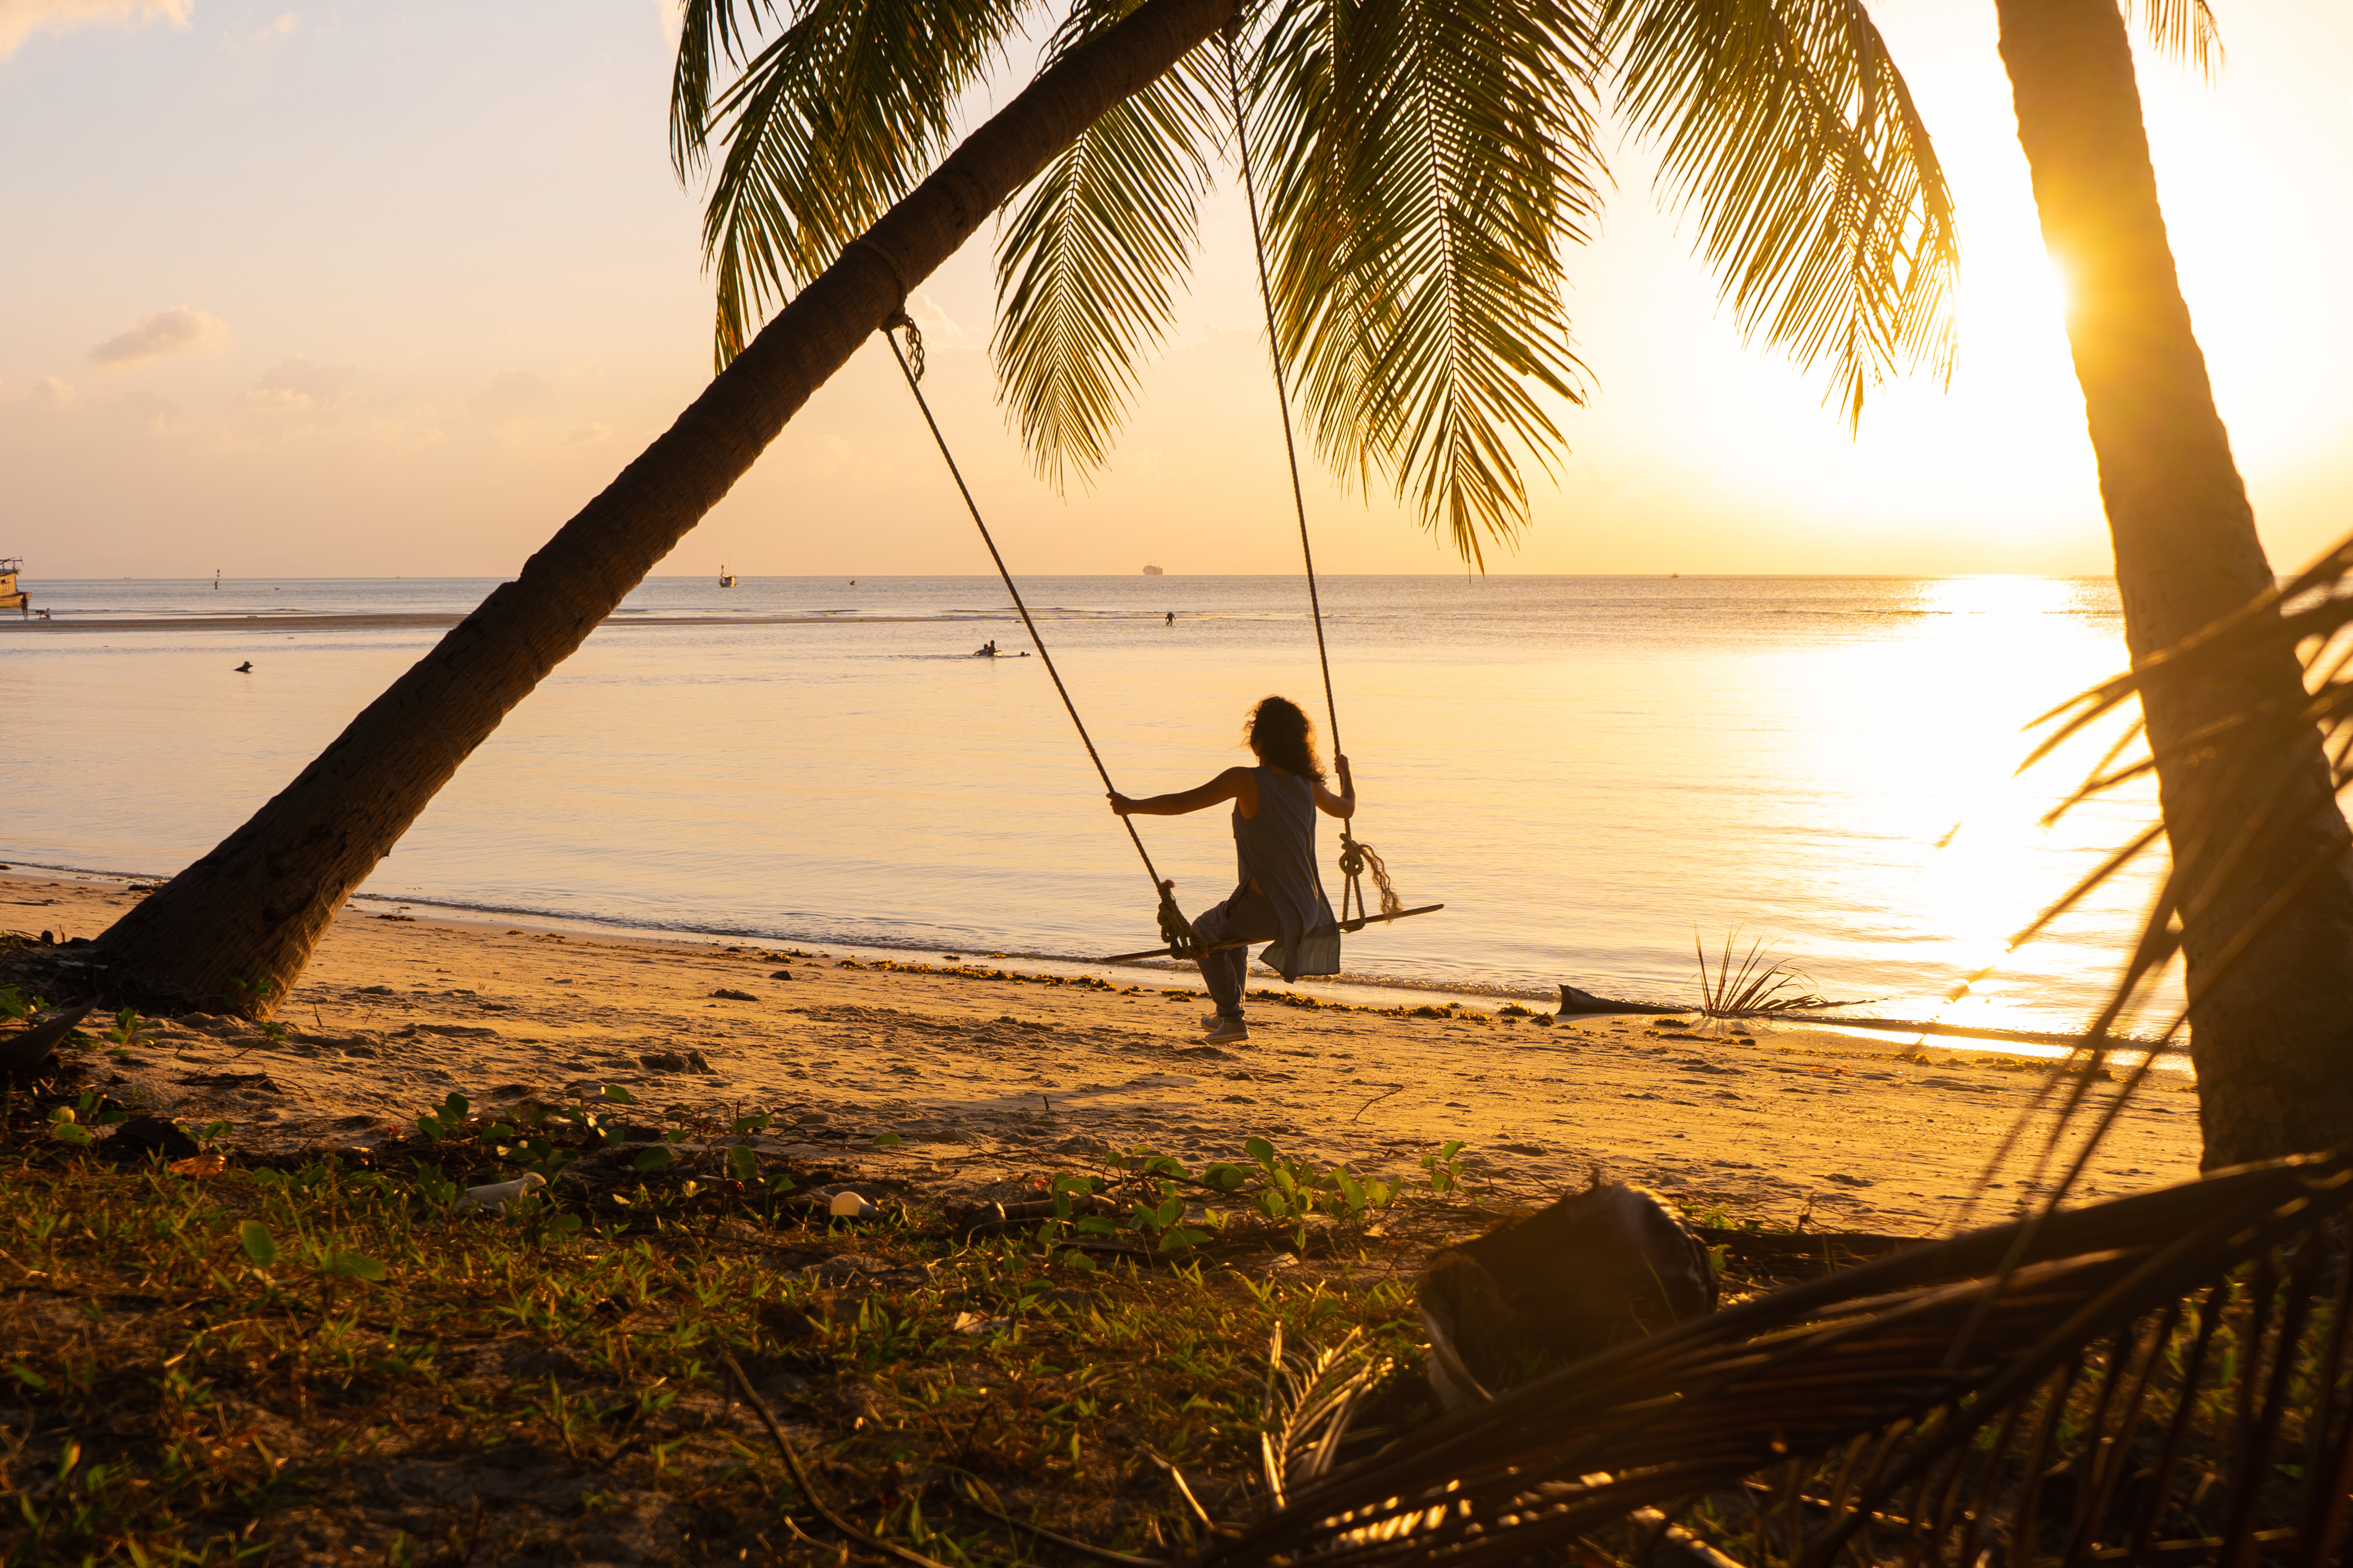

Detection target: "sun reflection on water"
[1824, 576, 2172, 1038]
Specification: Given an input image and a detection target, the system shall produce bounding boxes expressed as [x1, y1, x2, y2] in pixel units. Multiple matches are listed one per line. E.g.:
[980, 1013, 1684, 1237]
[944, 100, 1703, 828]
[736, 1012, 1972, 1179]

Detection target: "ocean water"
[0, 574, 2170, 1033]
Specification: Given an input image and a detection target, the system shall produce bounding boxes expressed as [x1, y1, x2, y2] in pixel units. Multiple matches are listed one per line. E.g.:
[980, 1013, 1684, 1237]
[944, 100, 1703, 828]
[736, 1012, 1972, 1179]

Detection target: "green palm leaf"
[1248, 0, 1609, 563]
[1605, 0, 1960, 425]
[671, 0, 1027, 367]
[992, 0, 1226, 490]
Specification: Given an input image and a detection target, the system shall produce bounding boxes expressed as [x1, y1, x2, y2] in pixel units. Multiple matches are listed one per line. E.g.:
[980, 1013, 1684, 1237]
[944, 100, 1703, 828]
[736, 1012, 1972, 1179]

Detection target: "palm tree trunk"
[78, 0, 1237, 1017]
[1995, 0, 2353, 1165]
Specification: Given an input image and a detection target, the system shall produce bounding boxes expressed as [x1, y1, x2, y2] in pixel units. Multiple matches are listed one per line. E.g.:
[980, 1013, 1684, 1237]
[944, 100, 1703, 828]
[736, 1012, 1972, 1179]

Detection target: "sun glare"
[1828, 577, 2175, 1040]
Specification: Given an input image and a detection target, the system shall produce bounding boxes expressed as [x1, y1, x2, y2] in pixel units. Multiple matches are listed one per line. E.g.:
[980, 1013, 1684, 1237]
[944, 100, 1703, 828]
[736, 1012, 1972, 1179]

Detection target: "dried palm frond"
[1692, 930, 1825, 1016]
[1201, 1151, 2353, 1568]
[1259, 1322, 1394, 1506]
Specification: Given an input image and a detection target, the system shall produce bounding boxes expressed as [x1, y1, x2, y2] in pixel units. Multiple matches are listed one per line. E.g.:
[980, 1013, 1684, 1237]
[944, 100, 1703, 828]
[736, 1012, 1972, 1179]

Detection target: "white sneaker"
[1201, 1015, 1250, 1045]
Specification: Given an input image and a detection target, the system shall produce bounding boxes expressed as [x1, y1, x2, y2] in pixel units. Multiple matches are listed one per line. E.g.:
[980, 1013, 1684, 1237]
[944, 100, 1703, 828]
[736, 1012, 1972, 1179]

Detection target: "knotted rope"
[1223, 29, 1403, 927]
[877, 299, 1195, 959]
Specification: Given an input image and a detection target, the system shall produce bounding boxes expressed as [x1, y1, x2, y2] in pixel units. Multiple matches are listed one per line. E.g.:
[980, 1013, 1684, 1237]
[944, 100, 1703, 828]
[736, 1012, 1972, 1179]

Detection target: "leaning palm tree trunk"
[1994, 0, 2353, 1166]
[74, 0, 1238, 1016]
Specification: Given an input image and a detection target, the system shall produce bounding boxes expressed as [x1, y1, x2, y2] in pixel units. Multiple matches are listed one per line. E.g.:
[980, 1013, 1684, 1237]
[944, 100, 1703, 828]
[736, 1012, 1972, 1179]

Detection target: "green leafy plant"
[414, 1092, 471, 1143]
[222, 975, 279, 1016]
[1421, 1140, 1468, 1196]
[46, 1106, 95, 1148]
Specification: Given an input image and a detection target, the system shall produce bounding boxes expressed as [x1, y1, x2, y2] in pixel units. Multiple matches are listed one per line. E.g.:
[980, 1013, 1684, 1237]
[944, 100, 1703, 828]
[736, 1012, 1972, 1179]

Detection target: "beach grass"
[2, 1045, 1891, 1568]
[0, 1097, 1473, 1567]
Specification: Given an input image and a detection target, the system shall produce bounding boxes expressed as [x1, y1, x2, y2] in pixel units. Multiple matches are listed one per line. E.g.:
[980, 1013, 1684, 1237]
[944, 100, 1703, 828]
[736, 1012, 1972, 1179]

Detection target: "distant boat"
[1142, 564, 1164, 576]
[1, 558, 25, 617]
[718, 565, 738, 587]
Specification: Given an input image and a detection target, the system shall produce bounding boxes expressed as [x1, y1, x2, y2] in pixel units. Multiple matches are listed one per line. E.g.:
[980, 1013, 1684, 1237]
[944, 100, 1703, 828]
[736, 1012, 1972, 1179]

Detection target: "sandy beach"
[6, 871, 2202, 1233]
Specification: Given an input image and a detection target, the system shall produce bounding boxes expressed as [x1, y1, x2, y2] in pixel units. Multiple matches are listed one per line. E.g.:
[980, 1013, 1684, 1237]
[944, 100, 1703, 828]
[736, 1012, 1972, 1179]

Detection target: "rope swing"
[879, 315, 1200, 962]
[866, 45, 1442, 962]
[1220, 25, 1404, 930]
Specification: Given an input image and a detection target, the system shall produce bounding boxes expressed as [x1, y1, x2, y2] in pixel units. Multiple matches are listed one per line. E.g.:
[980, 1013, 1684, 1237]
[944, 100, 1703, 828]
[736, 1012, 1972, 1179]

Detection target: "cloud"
[564, 423, 610, 446]
[90, 306, 228, 368]
[234, 354, 353, 417]
[0, 0, 191, 58]
[465, 370, 554, 431]
[905, 290, 968, 348]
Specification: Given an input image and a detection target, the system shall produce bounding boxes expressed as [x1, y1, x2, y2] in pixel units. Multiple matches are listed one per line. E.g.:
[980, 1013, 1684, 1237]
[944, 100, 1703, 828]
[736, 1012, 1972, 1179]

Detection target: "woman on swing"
[1110, 696, 1354, 1044]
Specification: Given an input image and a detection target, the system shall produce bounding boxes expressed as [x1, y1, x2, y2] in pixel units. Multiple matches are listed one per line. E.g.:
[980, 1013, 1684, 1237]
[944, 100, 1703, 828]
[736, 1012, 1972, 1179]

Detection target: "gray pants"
[1194, 889, 1282, 1019]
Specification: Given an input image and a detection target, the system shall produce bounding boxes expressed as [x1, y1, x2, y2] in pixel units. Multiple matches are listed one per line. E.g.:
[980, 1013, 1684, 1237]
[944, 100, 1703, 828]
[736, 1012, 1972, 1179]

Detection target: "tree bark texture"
[1995, 0, 2353, 1164]
[84, 0, 1238, 1017]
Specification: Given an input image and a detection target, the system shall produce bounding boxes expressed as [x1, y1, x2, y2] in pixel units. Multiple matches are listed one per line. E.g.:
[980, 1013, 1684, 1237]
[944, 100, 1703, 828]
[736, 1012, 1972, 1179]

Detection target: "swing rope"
[879, 317, 1197, 960]
[1221, 27, 1404, 925]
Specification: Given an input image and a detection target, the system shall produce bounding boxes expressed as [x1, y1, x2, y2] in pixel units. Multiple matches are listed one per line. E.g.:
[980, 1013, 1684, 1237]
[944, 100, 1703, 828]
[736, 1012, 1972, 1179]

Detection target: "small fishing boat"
[1, 558, 27, 617]
[718, 565, 738, 587]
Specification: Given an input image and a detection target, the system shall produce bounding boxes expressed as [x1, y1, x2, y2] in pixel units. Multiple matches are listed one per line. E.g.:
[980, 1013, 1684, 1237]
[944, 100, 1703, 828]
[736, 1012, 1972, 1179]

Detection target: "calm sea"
[0, 575, 2170, 1034]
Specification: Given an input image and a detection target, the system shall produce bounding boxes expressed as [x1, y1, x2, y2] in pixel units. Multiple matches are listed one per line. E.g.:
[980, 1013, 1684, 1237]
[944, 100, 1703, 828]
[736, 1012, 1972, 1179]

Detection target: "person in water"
[1109, 695, 1353, 1044]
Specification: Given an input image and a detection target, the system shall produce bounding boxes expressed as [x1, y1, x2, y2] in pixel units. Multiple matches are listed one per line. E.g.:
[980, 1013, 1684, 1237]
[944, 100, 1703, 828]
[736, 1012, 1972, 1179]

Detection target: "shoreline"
[1, 860, 2182, 1053]
[3, 871, 2201, 1235]
[0, 611, 1020, 634]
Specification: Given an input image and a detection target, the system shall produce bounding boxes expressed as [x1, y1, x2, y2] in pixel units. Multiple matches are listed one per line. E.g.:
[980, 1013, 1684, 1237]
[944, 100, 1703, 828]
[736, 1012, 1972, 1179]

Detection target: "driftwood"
[0, 1002, 97, 1077]
[1555, 984, 1687, 1016]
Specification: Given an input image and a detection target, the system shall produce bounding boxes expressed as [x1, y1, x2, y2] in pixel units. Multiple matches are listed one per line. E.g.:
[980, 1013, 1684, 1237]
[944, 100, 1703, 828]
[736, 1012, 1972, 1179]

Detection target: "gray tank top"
[1232, 767, 1339, 981]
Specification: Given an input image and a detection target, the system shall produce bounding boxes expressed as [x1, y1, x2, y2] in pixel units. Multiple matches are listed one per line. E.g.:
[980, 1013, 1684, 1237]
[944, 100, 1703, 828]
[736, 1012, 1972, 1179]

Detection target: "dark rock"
[712, 988, 758, 1002]
[102, 1114, 201, 1164]
[1419, 1176, 1718, 1410]
[769, 969, 793, 981]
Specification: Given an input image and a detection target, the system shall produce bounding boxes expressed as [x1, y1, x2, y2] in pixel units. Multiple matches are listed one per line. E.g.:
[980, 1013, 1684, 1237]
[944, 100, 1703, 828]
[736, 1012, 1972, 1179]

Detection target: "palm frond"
[2004, 531, 2353, 1182]
[1246, 0, 1608, 563]
[2127, 0, 2222, 77]
[1604, 0, 1959, 426]
[677, 0, 1028, 367]
[1203, 1151, 2353, 1568]
[668, 0, 785, 180]
[1693, 928, 1822, 1015]
[991, 0, 1224, 490]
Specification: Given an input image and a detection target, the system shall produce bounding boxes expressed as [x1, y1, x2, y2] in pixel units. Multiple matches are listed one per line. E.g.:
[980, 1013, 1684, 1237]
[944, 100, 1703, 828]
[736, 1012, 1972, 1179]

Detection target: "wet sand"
[5, 872, 2203, 1233]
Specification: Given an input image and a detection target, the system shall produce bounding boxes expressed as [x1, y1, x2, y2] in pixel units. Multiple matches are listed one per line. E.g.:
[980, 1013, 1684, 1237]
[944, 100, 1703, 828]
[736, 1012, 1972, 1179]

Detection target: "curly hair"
[1244, 695, 1326, 782]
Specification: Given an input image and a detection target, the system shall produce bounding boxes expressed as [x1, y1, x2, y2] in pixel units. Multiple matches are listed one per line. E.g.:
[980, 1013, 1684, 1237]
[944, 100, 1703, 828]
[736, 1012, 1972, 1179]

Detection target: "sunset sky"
[2, 0, 2347, 580]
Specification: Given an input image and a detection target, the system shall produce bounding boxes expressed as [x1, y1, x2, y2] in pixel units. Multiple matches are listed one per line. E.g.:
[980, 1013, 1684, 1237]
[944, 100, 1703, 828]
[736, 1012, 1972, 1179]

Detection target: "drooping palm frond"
[1203, 1152, 2353, 1568]
[2127, 0, 2223, 77]
[992, 0, 1225, 490]
[1604, 0, 1959, 426]
[670, 0, 1030, 367]
[1988, 531, 2353, 1197]
[668, 0, 783, 180]
[1245, 0, 1608, 564]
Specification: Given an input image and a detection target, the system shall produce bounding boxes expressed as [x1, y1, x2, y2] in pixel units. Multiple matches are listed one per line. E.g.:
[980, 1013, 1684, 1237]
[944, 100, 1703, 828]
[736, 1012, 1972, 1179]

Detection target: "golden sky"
[1, 0, 2345, 579]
